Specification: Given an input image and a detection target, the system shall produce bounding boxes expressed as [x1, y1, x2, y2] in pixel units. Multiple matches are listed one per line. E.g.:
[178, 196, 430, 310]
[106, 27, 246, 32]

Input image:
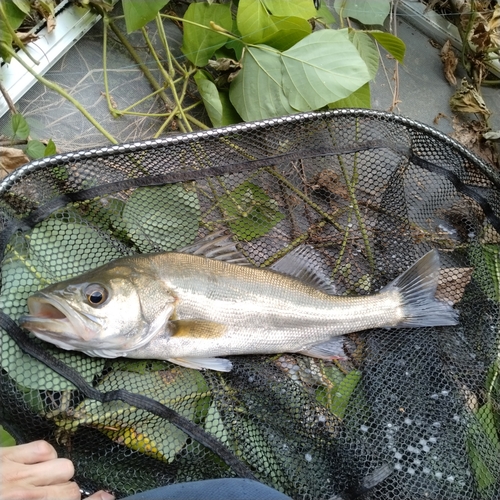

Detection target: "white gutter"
[0, 0, 101, 118]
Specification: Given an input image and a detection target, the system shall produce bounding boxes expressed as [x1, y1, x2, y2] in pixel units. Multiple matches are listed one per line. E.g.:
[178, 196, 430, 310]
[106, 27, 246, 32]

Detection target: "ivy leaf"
[194, 71, 241, 127]
[219, 181, 284, 241]
[334, 0, 391, 26]
[367, 30, 406, 63]
[181, 2, 233, 66]
[329, 82, 371, 109]
[122, 0, 170, 33]
[123, 184, 200, 252]
[281, 29, 371, 111]
[10, 113, 30, 140]
[26, 140, 46, 159]
[229, 46, 294, 121]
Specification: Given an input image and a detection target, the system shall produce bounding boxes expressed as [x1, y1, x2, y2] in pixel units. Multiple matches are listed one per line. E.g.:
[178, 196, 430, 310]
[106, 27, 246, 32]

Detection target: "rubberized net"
[1, 109, 500, 499]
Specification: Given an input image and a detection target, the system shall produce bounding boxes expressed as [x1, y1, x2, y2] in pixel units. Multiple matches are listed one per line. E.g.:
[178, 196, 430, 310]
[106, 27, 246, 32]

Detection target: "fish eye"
[85, 284, 108, 306]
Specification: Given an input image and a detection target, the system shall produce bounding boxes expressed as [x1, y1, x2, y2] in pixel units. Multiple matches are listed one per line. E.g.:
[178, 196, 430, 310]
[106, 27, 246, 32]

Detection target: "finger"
[34, 481, 81, 500]
[29, 458, 75, 486]
[86, 490, 115, 500]
[1, 440, 58, 465]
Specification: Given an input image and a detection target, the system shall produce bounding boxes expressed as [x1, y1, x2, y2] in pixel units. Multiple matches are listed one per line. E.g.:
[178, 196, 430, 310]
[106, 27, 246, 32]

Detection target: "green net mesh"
[1, 109, 500, 499]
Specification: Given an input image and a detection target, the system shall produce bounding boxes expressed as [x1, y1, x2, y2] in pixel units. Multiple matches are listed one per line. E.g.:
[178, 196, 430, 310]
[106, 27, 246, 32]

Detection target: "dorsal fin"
[177, 231, 250, 265]
[270, 245, 337, 295]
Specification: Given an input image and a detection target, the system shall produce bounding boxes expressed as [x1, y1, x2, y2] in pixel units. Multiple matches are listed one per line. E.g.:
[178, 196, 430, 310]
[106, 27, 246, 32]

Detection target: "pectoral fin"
[170, 319, 227, 339]
[167, 357, 233, 372]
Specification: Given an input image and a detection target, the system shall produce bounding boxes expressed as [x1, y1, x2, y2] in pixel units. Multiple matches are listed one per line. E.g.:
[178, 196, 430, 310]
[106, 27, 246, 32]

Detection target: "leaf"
[329, 369, 361, 419]
[0, 147, 29, 176]
[229, 46, 294, 121]
[0, 426, 15, 446]
[1, 0, 26, 29]
[329, 82, 371, 109]
[263, 0, 317, 19]
[122, 0, 170, 33]
[123, 184, 200, 252]
[262, 16, 312, 51]
[12, 0, 30, 14]
[483, 131, 500, 141]
[219, 181, 284, 241]
[316, 2, 337, 25]
[69, 368, 205, 462]
[367, 30, 406, 63]
[237, 0, 277, 44]
[349, 30, 379, 79]
[334, 0, 391, 26]
[26, 140, 46, 159]
[281, 29, 371, 111]
[10, 113, 30, 140]
[467, 402, 500, 492]
[181, 2, 233, 66]
[194, 71, 240, 127]
[44, 138, 57, 156]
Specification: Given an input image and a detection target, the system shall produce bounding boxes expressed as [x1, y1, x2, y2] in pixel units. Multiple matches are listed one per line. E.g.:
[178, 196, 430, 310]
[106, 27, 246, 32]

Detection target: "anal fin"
[299, 336, 347, 360]
[167, 357, 233, 372]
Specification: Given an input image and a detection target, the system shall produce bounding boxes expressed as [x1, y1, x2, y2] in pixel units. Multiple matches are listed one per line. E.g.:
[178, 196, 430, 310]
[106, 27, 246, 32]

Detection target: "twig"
[0, 81, 17, 115]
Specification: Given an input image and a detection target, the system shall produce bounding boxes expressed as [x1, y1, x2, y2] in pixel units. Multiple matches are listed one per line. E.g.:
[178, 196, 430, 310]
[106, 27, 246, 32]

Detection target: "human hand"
[0, 440, 114, 500]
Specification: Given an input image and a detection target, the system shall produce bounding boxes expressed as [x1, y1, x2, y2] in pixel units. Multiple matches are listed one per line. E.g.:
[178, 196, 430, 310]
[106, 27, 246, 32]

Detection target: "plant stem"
[2, 45, 118, 144]
[108, 18, 174, 111]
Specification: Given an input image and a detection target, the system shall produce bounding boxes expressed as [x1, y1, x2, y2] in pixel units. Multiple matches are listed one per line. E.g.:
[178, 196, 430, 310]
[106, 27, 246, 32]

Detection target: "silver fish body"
[19, 245, 458, 371]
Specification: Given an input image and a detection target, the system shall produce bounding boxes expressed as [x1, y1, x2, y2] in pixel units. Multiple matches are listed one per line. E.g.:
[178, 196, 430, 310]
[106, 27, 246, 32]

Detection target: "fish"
[19, 233, 458, 372]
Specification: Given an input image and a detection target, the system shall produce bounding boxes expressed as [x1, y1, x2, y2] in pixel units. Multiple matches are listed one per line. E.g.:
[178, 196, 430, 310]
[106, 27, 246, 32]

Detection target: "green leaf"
[12, 0, 31, 15]
[334, 0, 391, 26]
[229, 46, 294, 121]
[194, 71, 240, 127]
[316, 2, 336, 25]
[0, 426, 15, 446]
[368, 30, 406, 63]
[181, 2, 233, 66]
[329, 369, 361, 419]
[44, 138, 57, 156]
[10, 113, 30, 140]
[122, 0, 170, 33]
[123, 184, 200, 252]
[263, 15, 311, 51]
[72, 368, 205, 462]
[349, 30, 379, 79]
[467, 402, 500, 492]
[219, 181, 284, 241]
[329, 82, 371, 109]
[26, 140, 46, 159]
[1, 0, 26, 29]
[263, 0, 317, 19]
[281, 29, 371, 111]
[237, 0, 277, 44]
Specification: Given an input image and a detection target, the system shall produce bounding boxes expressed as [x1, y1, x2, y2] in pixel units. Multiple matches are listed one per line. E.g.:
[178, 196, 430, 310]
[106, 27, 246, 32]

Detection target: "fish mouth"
[19, 292, 98, 351]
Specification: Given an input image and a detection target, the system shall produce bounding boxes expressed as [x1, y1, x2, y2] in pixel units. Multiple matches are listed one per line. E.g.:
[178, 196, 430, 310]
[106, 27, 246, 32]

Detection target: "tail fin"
[382, 250, 458, 328]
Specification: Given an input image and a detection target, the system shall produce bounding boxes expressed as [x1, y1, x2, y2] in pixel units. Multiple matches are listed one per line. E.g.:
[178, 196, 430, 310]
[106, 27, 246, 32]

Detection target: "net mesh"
[1, 109, 500, 499]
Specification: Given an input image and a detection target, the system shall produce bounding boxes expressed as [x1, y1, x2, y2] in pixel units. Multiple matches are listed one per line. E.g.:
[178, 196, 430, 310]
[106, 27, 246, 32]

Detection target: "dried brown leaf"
[0, 147, 29, 179]
[449, 78, 491, 117]
[440, 40, 458, 85]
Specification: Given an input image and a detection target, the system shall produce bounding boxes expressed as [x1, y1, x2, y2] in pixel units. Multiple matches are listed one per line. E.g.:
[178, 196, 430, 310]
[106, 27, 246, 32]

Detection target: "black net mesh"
[1, 109, 500, 499]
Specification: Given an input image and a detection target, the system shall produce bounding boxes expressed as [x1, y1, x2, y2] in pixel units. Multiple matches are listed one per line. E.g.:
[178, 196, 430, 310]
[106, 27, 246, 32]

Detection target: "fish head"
[19, 261, 176, 358]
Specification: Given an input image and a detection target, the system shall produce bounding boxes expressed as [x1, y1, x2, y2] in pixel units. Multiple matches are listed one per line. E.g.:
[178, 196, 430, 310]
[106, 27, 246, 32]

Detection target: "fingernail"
[99, 492, 115, 500]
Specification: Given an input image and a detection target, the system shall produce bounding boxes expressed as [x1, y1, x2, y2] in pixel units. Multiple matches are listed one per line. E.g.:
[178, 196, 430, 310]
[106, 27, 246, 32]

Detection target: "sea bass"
[19, 236, 458, 372]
